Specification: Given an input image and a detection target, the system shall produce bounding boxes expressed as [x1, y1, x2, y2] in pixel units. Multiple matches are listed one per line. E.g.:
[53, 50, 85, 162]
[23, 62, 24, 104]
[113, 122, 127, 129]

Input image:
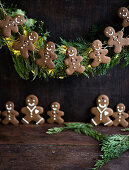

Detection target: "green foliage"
[93, 134, 129, 170]
[47, 123, 129, 169]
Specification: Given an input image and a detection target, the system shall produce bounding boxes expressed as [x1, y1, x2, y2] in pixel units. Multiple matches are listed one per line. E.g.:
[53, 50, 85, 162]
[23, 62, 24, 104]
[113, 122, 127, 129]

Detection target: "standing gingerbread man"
[12, 31, 38, 58]
[64, 47, 85, 75]
[0, 14, 25, 37]
[89, 40, 110, 67]
[47, 102, 64, 124]
[104, 26, 129, 53]
[2, 101, 19, 125]
[113, 103, 128, 128]
[21, 94, 45, 125]
[91, 94, 113, 126]
[36, 41, 57, 69]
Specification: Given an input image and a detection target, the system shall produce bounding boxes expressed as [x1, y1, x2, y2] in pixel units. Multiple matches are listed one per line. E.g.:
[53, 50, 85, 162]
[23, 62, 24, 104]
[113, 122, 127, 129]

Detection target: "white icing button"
[5, 26, 7, 28]
[21, 47, 23, 49]
[44, 61, 46, 63]
[54, 118, 56, 120]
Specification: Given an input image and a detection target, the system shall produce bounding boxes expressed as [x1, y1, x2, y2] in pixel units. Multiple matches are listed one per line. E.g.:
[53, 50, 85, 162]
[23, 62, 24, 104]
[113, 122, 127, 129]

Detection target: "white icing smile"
[108, 32, 113, 36]
[28, 103, 35, 106]
[99, 103, 106, 108]
[123, 12, 128, 17]
[95, 47, 101, 50]
[52, 108, 57, 111]
[15, 18, 20, 24]
[46, 47, 52, 51]
[69, 53, 74, 56]
[118, 108, 123, 112]
[29, 36, 34, 41]
[6, 106, 12, 111]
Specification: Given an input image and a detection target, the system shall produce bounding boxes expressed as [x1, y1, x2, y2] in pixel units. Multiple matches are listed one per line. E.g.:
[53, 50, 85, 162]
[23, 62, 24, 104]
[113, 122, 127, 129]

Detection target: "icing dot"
[52, 105, 54, 107]
[98, 99, 101, 102]
[55, 105, 58, 107]
[104, 100, 106, 103]
[28, 99, 30, 102]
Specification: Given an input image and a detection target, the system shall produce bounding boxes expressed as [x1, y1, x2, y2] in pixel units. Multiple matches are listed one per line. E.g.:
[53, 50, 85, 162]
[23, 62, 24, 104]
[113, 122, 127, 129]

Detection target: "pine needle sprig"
[46, 122, 108, 141]
[93, 134, 129, 170]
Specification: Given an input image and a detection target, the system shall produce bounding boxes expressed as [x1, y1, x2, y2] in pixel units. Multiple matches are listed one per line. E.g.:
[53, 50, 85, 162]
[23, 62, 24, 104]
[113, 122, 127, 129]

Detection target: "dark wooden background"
[0, 0, 129, 122]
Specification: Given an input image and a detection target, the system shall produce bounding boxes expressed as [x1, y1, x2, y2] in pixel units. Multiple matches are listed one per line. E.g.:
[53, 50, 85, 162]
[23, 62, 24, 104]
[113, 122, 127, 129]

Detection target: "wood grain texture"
[0, 124, 128, 170]
[0, 0, 129, 123]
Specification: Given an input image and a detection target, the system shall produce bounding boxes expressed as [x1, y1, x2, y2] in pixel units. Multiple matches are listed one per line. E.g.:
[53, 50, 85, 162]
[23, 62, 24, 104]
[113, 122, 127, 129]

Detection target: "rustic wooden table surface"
[0, 124, 128, 170]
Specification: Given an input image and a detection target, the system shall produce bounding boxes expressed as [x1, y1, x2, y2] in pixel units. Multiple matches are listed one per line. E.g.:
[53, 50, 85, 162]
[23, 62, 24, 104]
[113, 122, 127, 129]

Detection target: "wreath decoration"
[0, 2, 129, 80]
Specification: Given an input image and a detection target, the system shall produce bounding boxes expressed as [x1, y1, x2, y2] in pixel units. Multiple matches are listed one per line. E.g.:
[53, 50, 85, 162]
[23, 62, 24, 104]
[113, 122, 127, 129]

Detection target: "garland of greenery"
[46, 123, 129, 169]
[0, 2, 129, 80]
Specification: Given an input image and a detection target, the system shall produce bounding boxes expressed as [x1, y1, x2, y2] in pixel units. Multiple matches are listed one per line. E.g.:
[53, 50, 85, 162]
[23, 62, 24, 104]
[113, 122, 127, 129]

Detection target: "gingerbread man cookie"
[64, 47, 85, 75]
[12, 31, 38, 58]
[47, 102, 64, 124]
[21, 95, 45, 125]
[118, 7, 129, 27]
[89, 40, 110, 67]
[91, 95, 113, 126]
[0, 15, 25, 37]
[113, 103, 128, 128]
[104, 26, 129, 53]
[2, 101, 19, 125]
[36, 41, 57, 69]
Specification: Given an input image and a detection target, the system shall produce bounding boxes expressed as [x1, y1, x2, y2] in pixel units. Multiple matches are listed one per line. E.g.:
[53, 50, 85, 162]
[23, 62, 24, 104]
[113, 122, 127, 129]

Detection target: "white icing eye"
[6, 104, 8, 107]
[120, 12, 121, 15]
[121, 107, 123, 109]
[33, 99, 35, 102]
[21, 19, 23, 21]
[109, 29, 112, 31]
[72, 50, 73, 52]
[10, 104, 12, 106]
[122, 9, 125, 12]
[117, 106, 119, 109]
[104, 100, 106, 103]
[28, 99, 30, 102]
[34, 36, 36, 38]
[52, 105, 54, 107]
[106, 31, 108, 33]
[50, 45, 53, 47]
[98, 99, 101, 102]
[55, 105, 58, 107]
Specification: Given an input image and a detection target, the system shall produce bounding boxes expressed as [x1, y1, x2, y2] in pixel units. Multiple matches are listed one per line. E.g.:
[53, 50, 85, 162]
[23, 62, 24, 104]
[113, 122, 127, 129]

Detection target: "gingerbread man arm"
[89, 52, 96, 59]
[106, 108, 113, 116]
[28, 43, 35, 51]
[57, 111, 64, 116]
[36, 106, 44, 114]
[64, 58, 70, 65]
[112, 112, 117, 118]
[13, 110, 19, 117]
[77, 56, 83, 62]
[108, 38, 114, 46]
[47, 111, 52, 116]
[123, 113, 129, 119]
[3, 28, 12, 38]
[50, 53, 57, 60]
[2, 111, 7, 116]
[117, 31, 123, 38]
[21, 107, 28, 114]
[90, 107, 98, 115]
[102, 49, 108, 55]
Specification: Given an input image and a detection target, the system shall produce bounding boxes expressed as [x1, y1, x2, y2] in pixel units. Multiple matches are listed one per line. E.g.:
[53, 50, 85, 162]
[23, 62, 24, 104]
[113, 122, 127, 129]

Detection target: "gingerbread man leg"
[21, 116, 31, 125]
[3, 28, 11, 38]
[76, 66, 85, 74]
[114, 45, 122, 54]
[47, 118, 55, 124]
[34, 115, 45, 125]
[91, 60, 100, 67]
[66, 68, 74, 75]
[120, 120, 128, 128]
[103, 118, 113, 126]
[56, 117, 64, 124]
[113, 119, 119, 127]
[2, 118, 9, 125]
[21, 50, 29, 59]
[11, 118, 19, 125]
[91, 117, 101, 126]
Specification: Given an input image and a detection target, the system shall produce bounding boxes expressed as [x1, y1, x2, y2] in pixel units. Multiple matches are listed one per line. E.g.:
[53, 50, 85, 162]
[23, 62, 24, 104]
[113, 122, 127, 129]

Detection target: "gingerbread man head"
[118, 7, 129, 19]
[13, 15, 25, 25]
[28, 31, 38, 43]
[5, 101, 14, 110]
[116, 103, 125, 112]
[45, 41, 55, 52]
[92, 40, 103, 51]
[25, 95, 38, 107]
[66, 47, 77, 57]
[51, 102, 60, 110]
[104, 27, 115, 38]
[96, 95, 109, 108]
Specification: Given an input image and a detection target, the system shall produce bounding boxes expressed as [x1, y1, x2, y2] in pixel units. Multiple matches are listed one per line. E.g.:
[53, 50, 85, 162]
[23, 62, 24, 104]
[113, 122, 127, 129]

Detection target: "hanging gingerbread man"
[104, 26, 129, 53]
[89, 40, 110, 67]
[21, 94, 45, 125]
[118, 7, 129, 28]
[64, 47, 85, 75]
[0, 15, 25, 37]
[47, 102, 64, 124]
[91, 94, 113, 126]
[12, 31, 38, 58]
[113, 103, 128, 128]
[2, 101, 19, 125]
[36, 41, 57, 69]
